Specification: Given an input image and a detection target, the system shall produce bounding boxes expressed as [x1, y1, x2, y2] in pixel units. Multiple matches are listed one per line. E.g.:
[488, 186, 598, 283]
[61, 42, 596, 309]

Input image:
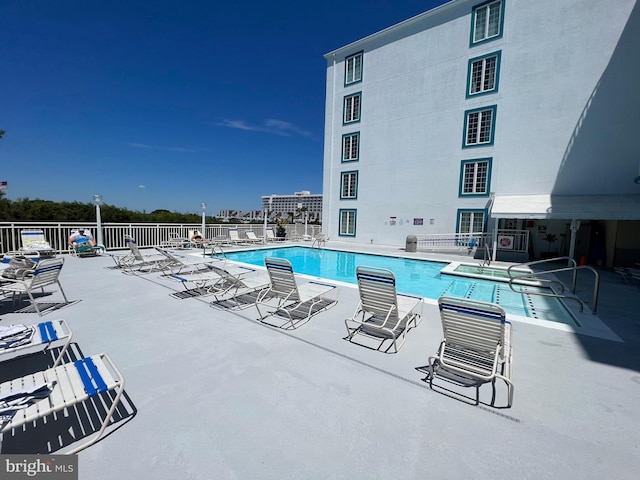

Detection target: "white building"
[322, 0, 640, 265]
[262, 191, 323, 222]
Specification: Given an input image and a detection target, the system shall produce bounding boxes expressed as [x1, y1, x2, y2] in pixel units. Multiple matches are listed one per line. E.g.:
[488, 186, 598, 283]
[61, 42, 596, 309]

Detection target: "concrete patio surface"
[1, 242, 639, 479]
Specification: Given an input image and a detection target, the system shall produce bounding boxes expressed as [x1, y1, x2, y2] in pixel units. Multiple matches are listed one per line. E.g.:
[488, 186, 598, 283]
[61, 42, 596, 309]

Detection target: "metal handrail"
[481, 243, 491, 266]
[208, 244, 227, 260]
[507, 257, 600, 314]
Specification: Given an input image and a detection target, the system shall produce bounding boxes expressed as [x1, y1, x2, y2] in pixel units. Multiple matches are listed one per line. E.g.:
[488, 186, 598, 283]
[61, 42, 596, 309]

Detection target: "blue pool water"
[221, 246, 575, 324]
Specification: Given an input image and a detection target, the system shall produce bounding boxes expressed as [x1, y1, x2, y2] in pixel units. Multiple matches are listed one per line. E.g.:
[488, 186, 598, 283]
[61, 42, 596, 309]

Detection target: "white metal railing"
[0, 222, 322, 255]
[413, 230, 528, 254]
[414, 232, 490, 251]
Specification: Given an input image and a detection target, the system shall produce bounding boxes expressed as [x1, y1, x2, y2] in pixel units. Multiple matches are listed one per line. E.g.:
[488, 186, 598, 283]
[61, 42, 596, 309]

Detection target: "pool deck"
[1, 241, 639, 479]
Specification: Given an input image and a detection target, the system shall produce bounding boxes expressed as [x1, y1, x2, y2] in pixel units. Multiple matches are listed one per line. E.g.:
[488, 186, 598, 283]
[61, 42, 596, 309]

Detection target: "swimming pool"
[221, 246, 576, 325]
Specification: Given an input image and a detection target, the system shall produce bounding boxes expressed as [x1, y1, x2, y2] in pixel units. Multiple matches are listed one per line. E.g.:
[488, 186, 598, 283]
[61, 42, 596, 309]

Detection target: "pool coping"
[193, 245, 623, 343]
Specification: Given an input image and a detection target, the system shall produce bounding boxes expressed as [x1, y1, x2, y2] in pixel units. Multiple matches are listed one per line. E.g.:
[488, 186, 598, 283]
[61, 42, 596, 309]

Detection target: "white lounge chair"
[344, 266, 423, 353]
[189, 230, 210, 249]
[265, 227, 283, 242]
[20, 230, 56, 258]
[426, 296, 514, 407]
[0, 352, 126, 454]
[227, 228, 244, 245]
[0, 257, 70, 316]
[312, 234, 329, 248]
[160, 233, 191, 250]
[68, 228, 105, 257]
[255, 257, 338, 329]
[162, 262, 256, 299]
[113, 236, 179, 274]
[154, 248, 215, 275]
[208, 267, 270, 309]
[0, 319, 72, 367]
[1, 253, 38, 280]
[244, 231, 262, 244]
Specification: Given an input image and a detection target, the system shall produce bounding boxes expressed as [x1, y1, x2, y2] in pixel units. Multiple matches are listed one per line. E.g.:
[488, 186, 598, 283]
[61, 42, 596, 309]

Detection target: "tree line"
[0, 197, 228, 224]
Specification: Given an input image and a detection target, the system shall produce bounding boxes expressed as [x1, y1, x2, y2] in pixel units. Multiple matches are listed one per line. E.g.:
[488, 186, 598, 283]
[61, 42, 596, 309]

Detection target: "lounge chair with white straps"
[255, 257, 338, 329]
[344, 266, 423, 353]
[425, 296, 514, 407]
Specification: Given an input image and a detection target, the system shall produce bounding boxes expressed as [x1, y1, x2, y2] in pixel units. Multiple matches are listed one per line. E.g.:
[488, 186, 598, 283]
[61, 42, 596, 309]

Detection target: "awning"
[490, 194, 640, 220]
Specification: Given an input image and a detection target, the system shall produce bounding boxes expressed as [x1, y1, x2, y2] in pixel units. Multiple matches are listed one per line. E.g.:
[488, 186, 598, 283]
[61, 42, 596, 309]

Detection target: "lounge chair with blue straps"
[0, 257, 70, 316]
[0, 352, 126, 454]
[20, 230, 56, 258]
[0, 319, 72, 367]
[425, 296, 514, 407]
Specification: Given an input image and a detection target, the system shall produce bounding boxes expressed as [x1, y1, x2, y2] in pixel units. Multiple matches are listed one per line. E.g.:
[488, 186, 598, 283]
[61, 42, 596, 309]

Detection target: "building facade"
[322, 0, 640, 265]
[261, 191, 323, 222]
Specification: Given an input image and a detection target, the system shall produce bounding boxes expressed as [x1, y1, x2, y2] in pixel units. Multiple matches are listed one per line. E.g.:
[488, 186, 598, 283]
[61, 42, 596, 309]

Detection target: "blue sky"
[0, 0, 448, 215]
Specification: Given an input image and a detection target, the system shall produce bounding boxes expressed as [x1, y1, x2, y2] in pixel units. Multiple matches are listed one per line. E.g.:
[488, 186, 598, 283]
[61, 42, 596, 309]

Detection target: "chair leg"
[27, 290, 42, 316]
[57, 281, 70, 304]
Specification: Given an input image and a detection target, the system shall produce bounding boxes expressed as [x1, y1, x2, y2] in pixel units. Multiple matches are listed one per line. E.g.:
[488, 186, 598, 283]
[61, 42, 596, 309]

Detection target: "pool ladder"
[506, 257, 600, 314]
[480, 243, 491, 266]
[207, 244, 227, 260]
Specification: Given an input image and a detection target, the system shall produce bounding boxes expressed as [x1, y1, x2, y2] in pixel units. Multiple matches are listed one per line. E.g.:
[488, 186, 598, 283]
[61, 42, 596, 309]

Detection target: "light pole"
[298, 202, 308, 238]
[93, 194, 104, 247]
[201, 202, 206, 237]
[263, 195, 273, 243]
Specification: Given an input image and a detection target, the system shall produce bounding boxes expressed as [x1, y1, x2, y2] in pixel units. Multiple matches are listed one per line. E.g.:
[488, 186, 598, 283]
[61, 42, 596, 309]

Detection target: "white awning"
[490, 194, 640, 220]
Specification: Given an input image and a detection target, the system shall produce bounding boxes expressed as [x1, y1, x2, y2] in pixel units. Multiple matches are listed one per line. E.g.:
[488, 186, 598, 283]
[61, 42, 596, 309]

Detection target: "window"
[345, 52, 363, 85]
[339, 209, 357, 236]
[467, 51, 501, 97]
[457, 210, 486, 235]
[342, 133, 360, 162]
[463, 105, 496, 147]
[471, 0, 504, 46]
[459, 158, 491, 196]
[340, 171, 358, 199]
[343, 93, 361, 124]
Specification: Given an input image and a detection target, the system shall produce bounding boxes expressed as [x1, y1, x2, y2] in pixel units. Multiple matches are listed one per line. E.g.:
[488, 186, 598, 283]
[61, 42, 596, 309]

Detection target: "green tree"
[0, 197, 219, 223]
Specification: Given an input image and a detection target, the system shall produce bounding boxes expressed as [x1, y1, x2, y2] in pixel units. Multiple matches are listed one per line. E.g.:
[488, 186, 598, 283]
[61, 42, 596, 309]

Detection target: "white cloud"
[216, 118, 313, 137]
[265, 119, 313, 137]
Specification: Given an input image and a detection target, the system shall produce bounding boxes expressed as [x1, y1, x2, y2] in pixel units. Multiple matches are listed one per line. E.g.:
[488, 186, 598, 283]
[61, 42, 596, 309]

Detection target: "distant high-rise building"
[262, 191, 323, 222]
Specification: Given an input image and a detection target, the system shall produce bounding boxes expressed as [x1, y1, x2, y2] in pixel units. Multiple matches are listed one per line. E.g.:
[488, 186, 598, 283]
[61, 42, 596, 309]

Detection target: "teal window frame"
[462, 105, 497, 148]
[343, 92, 362, 125]
[345, 51, 363, 86]
[342, 132, 360, 162]
[459, 158, 492, 197]
[339, 209, 357, 237]
[470, 0, 505, 47]
[466, 51, 501, 98]
[340, 171, 359, 200]
[456, 209, 487, 235]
